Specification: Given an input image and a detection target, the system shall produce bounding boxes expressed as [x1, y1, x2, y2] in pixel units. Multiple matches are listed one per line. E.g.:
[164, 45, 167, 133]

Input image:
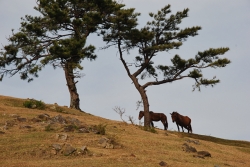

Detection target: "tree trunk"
[64, 62, 81, 111]
[139, 88, 151, 128]
[131, 76, 151, 128]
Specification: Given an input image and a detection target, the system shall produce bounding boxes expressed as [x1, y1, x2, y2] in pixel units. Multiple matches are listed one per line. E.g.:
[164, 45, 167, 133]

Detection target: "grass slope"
[0, 95, 249, 167]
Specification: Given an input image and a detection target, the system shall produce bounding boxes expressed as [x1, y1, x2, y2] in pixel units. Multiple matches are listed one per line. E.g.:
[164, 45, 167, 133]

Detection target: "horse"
[170, 111, 192, 133]
[138, 111, 168, 130]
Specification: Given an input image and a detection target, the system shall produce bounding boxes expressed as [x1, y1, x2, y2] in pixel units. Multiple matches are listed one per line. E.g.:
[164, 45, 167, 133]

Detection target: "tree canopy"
[0, 0, 124, 110]
[0, 2, 231, 126]
[101, 4, 230, 128]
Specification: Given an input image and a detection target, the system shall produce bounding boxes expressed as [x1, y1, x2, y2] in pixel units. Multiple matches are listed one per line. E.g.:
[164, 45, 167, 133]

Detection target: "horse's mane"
[173, 111, 179, 115]
[172, 111, 182, 121]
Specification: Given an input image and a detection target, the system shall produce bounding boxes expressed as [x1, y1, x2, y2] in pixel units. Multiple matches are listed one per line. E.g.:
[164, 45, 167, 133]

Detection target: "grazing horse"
[138, 111, 168, 130]
[170, 111, 192, 133]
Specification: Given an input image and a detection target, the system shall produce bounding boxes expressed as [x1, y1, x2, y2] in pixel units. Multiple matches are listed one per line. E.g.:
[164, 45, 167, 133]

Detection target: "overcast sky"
[0, 0, 249, 141]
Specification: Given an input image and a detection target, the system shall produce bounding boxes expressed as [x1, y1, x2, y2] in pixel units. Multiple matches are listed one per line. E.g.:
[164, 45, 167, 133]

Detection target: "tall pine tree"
[102, 5, 230, 128]
[0, 0, 124, 111]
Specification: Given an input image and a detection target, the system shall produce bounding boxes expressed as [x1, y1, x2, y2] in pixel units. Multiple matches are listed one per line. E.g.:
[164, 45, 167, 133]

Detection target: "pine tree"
[102, 5, 230, 128]
[0, 0, 124, 111]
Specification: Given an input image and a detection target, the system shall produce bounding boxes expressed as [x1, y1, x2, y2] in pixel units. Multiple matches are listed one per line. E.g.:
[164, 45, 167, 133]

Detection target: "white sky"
[0, 0, 249, 141]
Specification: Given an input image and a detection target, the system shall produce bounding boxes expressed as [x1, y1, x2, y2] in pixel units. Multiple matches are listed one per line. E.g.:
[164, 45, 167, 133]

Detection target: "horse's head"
[138, 111, 144, 120]
[170, 111, 178, 123]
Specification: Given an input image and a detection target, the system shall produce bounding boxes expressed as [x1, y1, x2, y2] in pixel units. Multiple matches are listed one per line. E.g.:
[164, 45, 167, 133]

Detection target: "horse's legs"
[187, 126, 190, 133]
[165, 120, 168, 130]
[185, 125, 191, 133]
[176, 123, 180, 132]
[161, 120, 167, 130]
[150, 121, 154, 127]
[189, 124, 193, 133]
[181, 126, 184, 132]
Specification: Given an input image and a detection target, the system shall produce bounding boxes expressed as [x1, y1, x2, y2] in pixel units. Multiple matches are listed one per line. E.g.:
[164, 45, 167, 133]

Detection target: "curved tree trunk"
[118, 42, 151, 128]
[131, 76, 151, 128]
[139, 88, 151, 128]
[64, 62, 81, 111]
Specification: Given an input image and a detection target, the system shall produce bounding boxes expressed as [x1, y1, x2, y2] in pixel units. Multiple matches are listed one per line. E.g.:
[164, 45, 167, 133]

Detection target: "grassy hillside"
[0, 95, 249, 167]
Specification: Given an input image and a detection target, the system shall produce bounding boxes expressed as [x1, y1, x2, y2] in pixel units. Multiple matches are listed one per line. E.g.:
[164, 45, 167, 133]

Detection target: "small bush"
[138, 121, 157, 133]
[55, 106, 64, 113]
[107, 134, 120, 146]
[23, 101, 33, 108]
[45, 124, 54, 131]
[94, 124, 107, 135]
[23, 99, 46, 110]
[139, 125, 157, 133]
[146, 126, 157, 133]
[64, 124, 79, 132]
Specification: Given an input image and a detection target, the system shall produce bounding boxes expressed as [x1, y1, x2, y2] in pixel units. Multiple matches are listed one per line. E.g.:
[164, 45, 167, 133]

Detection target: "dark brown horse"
[138, 111, 168, 130]
[170, 111, 192, 133]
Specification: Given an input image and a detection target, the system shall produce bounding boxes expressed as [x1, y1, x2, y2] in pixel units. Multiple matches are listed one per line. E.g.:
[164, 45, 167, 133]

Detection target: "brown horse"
[170, 111, 192, 133]
[138, 111, 168, 130]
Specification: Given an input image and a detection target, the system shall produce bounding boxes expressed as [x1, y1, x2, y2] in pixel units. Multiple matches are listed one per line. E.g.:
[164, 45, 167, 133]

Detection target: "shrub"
[94, 124, 107, 135]
[23, 99, 46, 110]
[55, 106, 64, 113]
[23, 101, 33, 108]
[139, 125, 157, 133]
[107, 134, 120, 146]
[144, 126, 157, 133]
[64, 124, 79, 132]
[148, 127, 157, 133]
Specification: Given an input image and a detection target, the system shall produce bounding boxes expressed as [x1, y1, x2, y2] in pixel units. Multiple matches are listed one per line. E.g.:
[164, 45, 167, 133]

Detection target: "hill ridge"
[0, 95, 250, 167]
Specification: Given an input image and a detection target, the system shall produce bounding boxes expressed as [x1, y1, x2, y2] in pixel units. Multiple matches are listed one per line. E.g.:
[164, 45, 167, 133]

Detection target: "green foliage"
[102, 4, 230, 90]
[64, 124, 79, 131]
[0, 0, 124, 82]
[142, 126, 157, 133]
[138, 124, 157, 133]
[0, 0, 128, 110]
[102, 4, 231, 129]
[188, 69, 203, 78]
[23, 101, 33, 108]
[23, 99, 46, 110]
[55, 106, 64, 113]
[94, 124, 107, 135]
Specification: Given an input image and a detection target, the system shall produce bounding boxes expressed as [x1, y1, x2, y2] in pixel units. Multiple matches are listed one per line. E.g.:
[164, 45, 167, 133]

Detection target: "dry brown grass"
[0, 95, 250, 167]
